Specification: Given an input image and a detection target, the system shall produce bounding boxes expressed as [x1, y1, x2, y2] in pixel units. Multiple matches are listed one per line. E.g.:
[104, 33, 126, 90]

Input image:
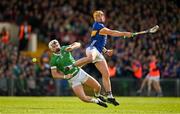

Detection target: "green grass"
[0, 97, 180, 114]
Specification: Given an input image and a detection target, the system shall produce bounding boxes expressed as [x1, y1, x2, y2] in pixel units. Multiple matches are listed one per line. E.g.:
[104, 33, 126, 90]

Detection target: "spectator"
[0, 70, 8, 96]
[131, 58, 143, 91]
[147, 55, 163, 96]
[108, 60, 117, 78]
[46, 79, 56, 96]
[15, 73, 27, 96]
[27, 76, 36, 96]
[18, 21, 32, 51]
[0, 27, 10, 44]
[131, 59, 142, 79]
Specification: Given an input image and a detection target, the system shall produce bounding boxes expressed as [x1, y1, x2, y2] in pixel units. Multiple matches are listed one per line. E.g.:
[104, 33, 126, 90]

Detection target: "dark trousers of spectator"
[0, 89, 8, 96]
[28, 88, 37, 96]
[16, 89, 27, 96]
[19, 37, 28, 51]
[132, 76, 142, 90]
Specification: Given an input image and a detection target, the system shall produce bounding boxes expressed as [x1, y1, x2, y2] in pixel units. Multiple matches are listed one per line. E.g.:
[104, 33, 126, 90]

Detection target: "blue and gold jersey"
[89, 22, 107, 53]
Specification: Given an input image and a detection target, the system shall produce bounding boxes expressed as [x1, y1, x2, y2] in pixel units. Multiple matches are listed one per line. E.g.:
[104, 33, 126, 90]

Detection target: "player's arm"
[65, 42, 81, 52]
[51, 68, 72, 79]
[99, 27, 134, 37]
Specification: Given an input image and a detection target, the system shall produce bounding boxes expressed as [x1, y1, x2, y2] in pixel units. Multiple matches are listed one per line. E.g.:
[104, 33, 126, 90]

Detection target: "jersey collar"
[53, 52, 62, 56]
[95, 21, 104, 24]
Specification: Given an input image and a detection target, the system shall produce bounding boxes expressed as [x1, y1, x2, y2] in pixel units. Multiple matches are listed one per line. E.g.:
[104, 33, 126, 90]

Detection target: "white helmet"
[48, 39, 60, 50]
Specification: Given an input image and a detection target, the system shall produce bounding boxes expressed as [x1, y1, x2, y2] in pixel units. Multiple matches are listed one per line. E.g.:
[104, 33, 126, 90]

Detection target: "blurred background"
[0, 0, 179, 97]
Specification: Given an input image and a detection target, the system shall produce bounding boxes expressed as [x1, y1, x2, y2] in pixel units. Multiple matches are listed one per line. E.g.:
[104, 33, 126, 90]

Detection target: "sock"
[90, 98, 99, 103]
[106, 91, 114, 98]
[94, 92, 100, 97]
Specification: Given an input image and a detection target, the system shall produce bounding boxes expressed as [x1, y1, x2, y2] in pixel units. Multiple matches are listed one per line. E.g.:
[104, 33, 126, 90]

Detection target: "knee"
[96, 83, 101, 90]
[86, 56, 94, 63]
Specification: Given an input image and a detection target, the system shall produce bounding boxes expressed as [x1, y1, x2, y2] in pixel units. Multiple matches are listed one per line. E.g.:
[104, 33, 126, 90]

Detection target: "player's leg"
[73, 55, 94, 67]
[95, 60, 119, 106]
[72, 84, 95, 102]
[156, 81, 163, 96]
[66, 47, 97, 69]
[72, 85, 107, 107]
[137, 76, 148, 94]
[152, 78, 163, 96]
[75, 47, 97, 66]
[147, 78, 153, 96]
[95, 60, 111, 94]
[84, 75, 106, 102]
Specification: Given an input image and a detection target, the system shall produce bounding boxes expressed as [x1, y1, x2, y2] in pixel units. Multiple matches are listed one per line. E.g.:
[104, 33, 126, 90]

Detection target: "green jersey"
[50, 45, 79, 77]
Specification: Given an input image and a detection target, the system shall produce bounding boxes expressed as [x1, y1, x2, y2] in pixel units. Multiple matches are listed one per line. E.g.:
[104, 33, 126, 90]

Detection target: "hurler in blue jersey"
[66, 10, 135, 106]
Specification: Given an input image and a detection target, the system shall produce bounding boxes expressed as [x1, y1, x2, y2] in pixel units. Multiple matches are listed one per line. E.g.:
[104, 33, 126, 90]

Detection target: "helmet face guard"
[48, 39, 60, 52]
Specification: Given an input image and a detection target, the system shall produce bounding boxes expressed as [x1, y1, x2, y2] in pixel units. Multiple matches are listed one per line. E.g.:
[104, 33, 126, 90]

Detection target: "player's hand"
[64, 64, 74, 70]
[105, 49, 113, 56]
[64, 66, 70, 70]
[127, 32, 133, 37]
[65, 46, 73, 52]
[124, 33, 136, 38]
[64, 74, 73, 79]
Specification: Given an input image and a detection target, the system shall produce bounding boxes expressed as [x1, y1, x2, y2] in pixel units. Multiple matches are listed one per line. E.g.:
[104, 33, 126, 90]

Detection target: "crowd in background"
[0, 43, 57, 96]
[0, 0, 180, 96]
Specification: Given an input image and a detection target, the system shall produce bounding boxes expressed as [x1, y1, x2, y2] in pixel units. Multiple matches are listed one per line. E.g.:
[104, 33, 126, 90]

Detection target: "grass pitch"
[0, 97, 180, 114]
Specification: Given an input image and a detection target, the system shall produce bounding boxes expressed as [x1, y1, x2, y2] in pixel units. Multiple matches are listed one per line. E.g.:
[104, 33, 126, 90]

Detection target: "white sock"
[107, 91, 114, 98]
[90, 98, 99, 103]
[107, 95, 114, 98]
[107, 93, 114, 98]
[94, 92, 100, 97]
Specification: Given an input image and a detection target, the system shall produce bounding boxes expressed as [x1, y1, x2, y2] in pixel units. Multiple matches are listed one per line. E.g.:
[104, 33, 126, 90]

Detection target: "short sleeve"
[50, 56, 57, 69]
[94, 22, 105, 31]
[61, 45, 70, 52]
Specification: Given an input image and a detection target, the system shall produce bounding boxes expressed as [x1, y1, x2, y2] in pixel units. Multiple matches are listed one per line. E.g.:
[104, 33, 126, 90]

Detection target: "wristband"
[123, 36, 127, 39]
[63, 75, 66, 79]
[131, 33, 136, 37]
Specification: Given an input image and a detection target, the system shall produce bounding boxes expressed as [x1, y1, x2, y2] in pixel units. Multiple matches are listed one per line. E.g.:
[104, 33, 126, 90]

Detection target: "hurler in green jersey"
[48, 39, 107, 108]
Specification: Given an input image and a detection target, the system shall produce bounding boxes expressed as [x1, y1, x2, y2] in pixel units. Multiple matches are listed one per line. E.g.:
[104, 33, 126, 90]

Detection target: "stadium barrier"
[1, 78, 179, 97]
[101, 78, 180, 97]
[66, 78, 180, 97]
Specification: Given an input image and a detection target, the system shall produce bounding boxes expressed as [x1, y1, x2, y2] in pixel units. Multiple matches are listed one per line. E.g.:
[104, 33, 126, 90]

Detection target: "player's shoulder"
[61, 45, 67, 50]
[49, 54, 57, 65]
[50, 53, 57, 60]
[93, 22, 104, 26]
[61, 45, 69, 51]
[93, 22, 105, 29]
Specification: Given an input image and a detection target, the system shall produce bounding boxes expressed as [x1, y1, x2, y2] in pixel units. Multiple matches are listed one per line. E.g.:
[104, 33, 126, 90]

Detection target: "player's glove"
[64, 64, 75, 70]
[123, 33, 136, 39]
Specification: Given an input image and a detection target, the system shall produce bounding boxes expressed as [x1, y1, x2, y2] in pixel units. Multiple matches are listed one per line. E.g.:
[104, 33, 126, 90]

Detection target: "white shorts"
[145, 75, 150, 79]
[86, 46, 105, 63]
[68, 69, 90, 88]
[148, 76, 160, 82]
